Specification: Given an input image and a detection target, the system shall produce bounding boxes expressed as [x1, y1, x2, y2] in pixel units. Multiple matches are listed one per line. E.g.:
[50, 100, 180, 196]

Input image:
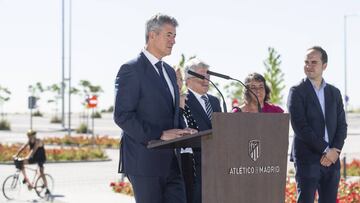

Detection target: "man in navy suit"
[114, 13, 192, 203]
[183, 58, 222, 203]
[288, 46, 347, 203]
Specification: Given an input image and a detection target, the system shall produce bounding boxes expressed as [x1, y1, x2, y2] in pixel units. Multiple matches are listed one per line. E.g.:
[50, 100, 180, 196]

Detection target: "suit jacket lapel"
[163, 64, 179, 127]
[187, 91, 212, 128]
[140, 53, 174, 112]
[324, 85, 332, 135]
[164, 64, 177, 105]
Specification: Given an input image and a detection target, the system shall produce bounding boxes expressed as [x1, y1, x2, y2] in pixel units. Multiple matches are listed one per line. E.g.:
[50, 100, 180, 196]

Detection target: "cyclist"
[13, 129, 50, 195]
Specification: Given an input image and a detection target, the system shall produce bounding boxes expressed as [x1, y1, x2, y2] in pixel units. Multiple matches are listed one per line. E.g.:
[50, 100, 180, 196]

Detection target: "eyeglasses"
[248, 85, 265, 91]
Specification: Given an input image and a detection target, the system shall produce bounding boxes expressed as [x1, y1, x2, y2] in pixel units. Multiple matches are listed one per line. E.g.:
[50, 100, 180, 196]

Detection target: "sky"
[1, 0, 360, 114]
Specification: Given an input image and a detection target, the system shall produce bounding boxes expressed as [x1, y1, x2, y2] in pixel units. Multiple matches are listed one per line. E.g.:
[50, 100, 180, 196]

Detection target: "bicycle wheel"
[2, 174, 21, 200]
[34, 174, 54, 198]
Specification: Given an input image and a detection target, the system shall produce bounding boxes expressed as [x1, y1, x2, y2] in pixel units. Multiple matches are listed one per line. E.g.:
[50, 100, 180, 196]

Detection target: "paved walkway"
[1, 113, 359, 202]
[0, 149, 135, 203]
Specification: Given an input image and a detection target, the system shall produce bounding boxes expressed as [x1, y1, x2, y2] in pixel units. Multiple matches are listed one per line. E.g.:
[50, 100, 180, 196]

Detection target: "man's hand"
[160, 129, 194, 141]
[325, 148, 340, 164]
[183, 128, 198, 135]
[320, 155, 332, 167]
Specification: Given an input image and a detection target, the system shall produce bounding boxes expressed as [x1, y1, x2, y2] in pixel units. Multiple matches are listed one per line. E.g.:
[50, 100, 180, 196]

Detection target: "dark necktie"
[155, 61, 173, 106]
[201, 95, 213, 120]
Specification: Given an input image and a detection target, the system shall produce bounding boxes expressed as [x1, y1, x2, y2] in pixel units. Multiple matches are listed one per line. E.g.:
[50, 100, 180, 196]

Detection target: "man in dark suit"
[183, 58, 222, 203]
[114, 13, 192, 203]
[288, 46, 347, 203]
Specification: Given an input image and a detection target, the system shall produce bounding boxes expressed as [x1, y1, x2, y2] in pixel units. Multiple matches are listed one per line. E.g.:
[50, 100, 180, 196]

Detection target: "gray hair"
[184, 58, 210, 80]
[145, 13, 178, 43]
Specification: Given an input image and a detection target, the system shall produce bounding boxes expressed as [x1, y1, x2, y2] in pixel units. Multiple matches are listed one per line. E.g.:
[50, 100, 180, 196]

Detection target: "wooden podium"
[148, 112, 289, 203]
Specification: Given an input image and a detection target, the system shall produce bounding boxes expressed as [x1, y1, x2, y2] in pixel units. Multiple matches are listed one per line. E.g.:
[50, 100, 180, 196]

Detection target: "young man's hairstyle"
[308, 46, 328, 64]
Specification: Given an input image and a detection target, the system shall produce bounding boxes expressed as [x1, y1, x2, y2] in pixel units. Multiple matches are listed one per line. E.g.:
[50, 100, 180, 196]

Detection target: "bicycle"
[2, 157, 54, 200]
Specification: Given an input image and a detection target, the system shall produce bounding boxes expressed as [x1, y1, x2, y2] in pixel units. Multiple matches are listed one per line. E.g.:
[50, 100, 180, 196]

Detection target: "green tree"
[223, 81, 244, 107]
[175, 54, 196, 93]
[46, 83, 62, 123]
[177, 53, 196, 68]
[78, 80, 103, 96]
[75, 80, 104, 133]
[0, 85, 11, 118]
[28, 82, 45, 116]
[263, 47, 285, 105]
[28, 82, 44, 96]
[0, 85, 11, 130]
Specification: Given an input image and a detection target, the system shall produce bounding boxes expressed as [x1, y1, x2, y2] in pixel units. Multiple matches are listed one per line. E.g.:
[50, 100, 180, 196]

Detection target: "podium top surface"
[147, 129, 212, 149]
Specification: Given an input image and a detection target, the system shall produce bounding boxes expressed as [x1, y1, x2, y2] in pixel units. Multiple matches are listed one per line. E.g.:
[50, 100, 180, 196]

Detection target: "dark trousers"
[128, 157, 186, 203]
[192, 151, 201, 203]
[295, 164, 340, 203]
[181, 153, 195, 203]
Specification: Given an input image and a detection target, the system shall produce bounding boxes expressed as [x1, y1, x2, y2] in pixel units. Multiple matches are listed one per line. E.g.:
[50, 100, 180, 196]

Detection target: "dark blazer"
[114, 52, 181, 176]
[185, 91, 222, 132]
[288, 78, 347, 169]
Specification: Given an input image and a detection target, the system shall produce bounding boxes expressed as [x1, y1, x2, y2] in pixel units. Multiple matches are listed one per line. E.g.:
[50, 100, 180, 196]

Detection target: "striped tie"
[201, 95, 213, 120]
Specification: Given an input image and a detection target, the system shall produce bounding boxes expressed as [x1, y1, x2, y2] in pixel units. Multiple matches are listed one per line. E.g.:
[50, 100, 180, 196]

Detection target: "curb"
[0, 158, 112, 165]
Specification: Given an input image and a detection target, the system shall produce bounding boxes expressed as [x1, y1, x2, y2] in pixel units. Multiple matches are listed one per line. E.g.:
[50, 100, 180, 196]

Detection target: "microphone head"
[187, 70, 205, 80]
[206, 70, 231, 80]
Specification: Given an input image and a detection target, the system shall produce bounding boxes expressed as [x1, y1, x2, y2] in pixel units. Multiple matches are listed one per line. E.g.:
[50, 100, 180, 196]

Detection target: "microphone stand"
[207, 71, 262, 113]
[207, 79, 227, 113]
[187, 70, 228, 112]
[230, 78, 262, 113]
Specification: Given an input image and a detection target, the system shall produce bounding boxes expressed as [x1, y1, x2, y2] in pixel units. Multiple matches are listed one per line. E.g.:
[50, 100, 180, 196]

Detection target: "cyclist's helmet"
[26, 129, 37, 137]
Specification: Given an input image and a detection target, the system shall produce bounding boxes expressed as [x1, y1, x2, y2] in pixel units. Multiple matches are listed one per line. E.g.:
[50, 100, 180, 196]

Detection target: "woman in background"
[232, 72, 283, 113]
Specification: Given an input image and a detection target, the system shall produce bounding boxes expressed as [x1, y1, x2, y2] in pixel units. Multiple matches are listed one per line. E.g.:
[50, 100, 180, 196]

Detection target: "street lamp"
[60, 0, 72, 135]
[344, 14, 358, 115]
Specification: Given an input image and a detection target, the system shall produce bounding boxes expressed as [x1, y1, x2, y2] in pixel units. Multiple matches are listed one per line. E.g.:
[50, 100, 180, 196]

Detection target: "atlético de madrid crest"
[249, 140, 261, 161]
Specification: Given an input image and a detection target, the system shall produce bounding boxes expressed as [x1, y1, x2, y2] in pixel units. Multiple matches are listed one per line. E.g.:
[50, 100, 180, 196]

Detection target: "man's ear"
[148, 30, 158, 41]
[322, 63, 327, 71]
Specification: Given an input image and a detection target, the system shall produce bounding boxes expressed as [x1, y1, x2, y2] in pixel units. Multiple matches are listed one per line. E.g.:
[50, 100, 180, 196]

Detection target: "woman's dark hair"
[244, 72, 271, 103]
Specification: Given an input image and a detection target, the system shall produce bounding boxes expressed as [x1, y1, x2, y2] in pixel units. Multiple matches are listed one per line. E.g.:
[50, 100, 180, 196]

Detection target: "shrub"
[32, 110, 43, 117]
[76, 123, 92, 133]
[50, 116, 62, 123]
[0, 144, 107, 162]
[43, 135, 120, 148]
[285, 178, 360, 203]
[110, 181, 134, 196]
[91, 111, 102, 118]
[341, 159, 360, 176]
[0, 119, 11, 130]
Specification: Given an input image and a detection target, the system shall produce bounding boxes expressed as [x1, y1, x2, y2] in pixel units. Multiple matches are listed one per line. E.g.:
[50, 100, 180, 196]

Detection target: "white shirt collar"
[309, 78, 327, 90]
[142, 49, 161, 66]
[189, 88, 207, 100]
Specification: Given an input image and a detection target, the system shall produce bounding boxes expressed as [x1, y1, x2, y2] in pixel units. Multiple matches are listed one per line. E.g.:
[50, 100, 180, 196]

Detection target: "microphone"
[207, 70, 231, 80]
[187, 70, 227, 112]
[187, 70, 205, 80]
[206, 70, 262, 113]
